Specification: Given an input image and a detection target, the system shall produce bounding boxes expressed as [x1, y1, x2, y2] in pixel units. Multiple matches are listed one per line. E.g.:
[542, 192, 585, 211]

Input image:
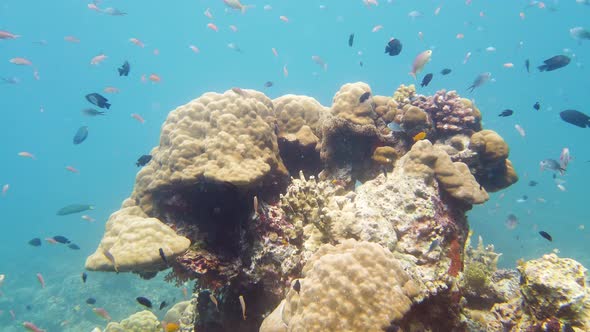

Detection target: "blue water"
[0, 0, 588, 330]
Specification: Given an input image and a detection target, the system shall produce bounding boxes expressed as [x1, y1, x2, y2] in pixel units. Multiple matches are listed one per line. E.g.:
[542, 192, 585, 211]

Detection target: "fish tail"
[105, 103, 111, 109]
[537, 65, 547, 72]
[467, 85, 475, 93]
[409, 72, 416, 80]
[117, 68, 123, 76]
[242, 5, 254, 13]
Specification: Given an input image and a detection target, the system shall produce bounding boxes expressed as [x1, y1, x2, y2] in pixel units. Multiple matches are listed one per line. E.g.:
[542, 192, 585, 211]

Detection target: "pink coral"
[412, 90, 482, 138]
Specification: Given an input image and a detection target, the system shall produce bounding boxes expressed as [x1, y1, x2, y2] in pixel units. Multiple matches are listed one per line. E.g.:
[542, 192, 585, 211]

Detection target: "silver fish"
[467, 72, 491, 93]
[540, 159, 565, 175]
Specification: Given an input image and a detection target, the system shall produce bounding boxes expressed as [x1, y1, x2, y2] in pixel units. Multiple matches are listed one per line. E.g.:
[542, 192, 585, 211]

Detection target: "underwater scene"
[1, 0, 590, 331]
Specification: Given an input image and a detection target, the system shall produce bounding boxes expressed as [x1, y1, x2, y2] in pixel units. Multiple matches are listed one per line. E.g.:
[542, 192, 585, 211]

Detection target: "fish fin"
[467, 86, 475, 93]
[117, 68, 123, 76]
[105, 103, 111, 109]
[537, 65, 547, 72]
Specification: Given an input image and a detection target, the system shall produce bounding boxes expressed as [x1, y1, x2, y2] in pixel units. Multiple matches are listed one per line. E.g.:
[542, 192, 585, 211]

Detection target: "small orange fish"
[149, 74, 161, 83]
[129, 38, 144, 48]
[189, 45, 200, 54]
[103, 87, 120, 94]
[413, 132, 426, 142]
[65, 166, 79, 173]
[164, 322, 180, 332]
[207, 23, 218, 32]
[279, 15, 289, 23]
[18, 152, 36, 159]
[131, 113, 145, 124]
[9, 57, 32, 66]
[45, 238, 58, 244]
[456, 33, 464, 39]
[2, 184, 9, 196]
[229, 25, 238, 32]
[519, 12, 525, 20]
[36, 273, 45, 288]
[90, 54, 107, 65]
[204, 8, 213, 19]
[93, 308, 111, 321]
[503, 63, 514, 68]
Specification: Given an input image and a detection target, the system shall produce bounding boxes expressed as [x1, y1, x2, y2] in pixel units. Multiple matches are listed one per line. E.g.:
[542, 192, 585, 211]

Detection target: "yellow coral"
[105, 310, 160, 332]
[330, 82, 377, 125]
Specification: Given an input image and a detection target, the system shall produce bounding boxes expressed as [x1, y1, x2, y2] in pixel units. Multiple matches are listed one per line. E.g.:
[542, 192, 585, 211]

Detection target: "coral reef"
[260, 239, 423, 332]
[85, 206, 190, 273]
[85, 81, 532, 332]
[273, 95, 329, 177]
[104, 310, 160, 332]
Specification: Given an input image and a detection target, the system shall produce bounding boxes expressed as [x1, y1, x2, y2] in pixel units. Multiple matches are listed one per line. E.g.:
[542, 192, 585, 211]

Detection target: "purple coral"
[412, 90, 482, 137]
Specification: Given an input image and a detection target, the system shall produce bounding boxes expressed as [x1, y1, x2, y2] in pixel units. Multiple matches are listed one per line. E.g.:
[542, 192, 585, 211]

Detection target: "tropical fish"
[570, 27, 590, 40]
[440, 68, 452, 75]
[57, 204, 94, 216]
[131, 113, 145, 124]
[68, 243, 80, 250]
[515, 124, 526, 137]
[159, 248, 168, 265]
[164, 323, 180, 332]
[348, 33, 354, 47]
[36, 273, 45, 288]
[103, 249, 119, 272]
[498, 109, 513, 117]
[18, 151, 36, 159]
[0, 274, 4, 287]
[86, 93, 111, 109]
[118, 61, 130, 76]
[102, 7, 127, 16]
[505, 214, 518, 229]
[93, 308, 111, 321]
[560, 148, 571, 170]
[136, 155, 152, 167]
[28, 238, 42, 247]
[311, 55, 327, 71]
[82, 108, 105, 116]
[1, 184, 8, 196]
[410, 50, 432, 79]
[136, 296, 152, 308]
[264, 81, 273, 88]
[159, 301, 168, 310]
[540, 159, 565, 175]
[82, 272, 87, 283]
[9, 57, 32, 66]
[385, 38, 402, 56]
[52, 235, 71, 244]
[467, 72, 491, 93]
[239, 295, 247, 320]
[65, 166, 79, 173]
[23, 321, 45, 332]
[533, 102, 540, 111]
[224, 0, 253, 13]
[420, 73, 433, 87]
[538, 55, 570, 72]
[86, 297, 96, 305]
[413, 132, 427, 142]
[90, 54, 107, 65]
[73, 126, 89, 145]
[539, 231, 552, 242]
[0, 30, 20, 39]
[559, 110, 590, 128]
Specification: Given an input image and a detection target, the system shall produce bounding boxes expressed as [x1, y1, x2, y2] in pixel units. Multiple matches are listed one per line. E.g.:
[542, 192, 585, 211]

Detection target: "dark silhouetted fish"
[525, 59, 530, 73]
[68, 243, 80, 250]
[539, 231, 552, 242]
[440, 68, 452, 75]
[348, 33, 354, 47]
[159, 301, 168, 310]
[85, 93, 111, 109]
[52, 235, 71, 244]
[420, 73, 433, 87]
[73, 126, 88, 145]
[263, 81, 273, 88]
[384, 38, 402, 56]
[359, 91, 371, 103]
[528, 180, 538, 187]
[57, 204, 94, 216]
[118, 60, 130, 76]
[159, 248, 168, 265]
[136, 155, 152, 167]
[136, 296, 152, 308]
[28, 238, 42, 247]
[560, 109, 590, 128]
[533, 102, 540, 111]
[82, 108, 105, 116]
[293, 280, 301, 293]
[82, 272, 87, 283]
[538, 55, 570, 72]
[86, 297, 96, 305]
[499, 109, 513, 117]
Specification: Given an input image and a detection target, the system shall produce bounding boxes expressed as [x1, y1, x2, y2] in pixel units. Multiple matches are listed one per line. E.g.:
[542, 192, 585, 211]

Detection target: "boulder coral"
[104, 310, 160, 332]
[260, 239, 423, 332]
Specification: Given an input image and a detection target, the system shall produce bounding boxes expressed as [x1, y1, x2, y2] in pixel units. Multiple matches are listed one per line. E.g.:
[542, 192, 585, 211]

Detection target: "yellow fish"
[164, 322, 180, 332]
[413, 131, 427, 142]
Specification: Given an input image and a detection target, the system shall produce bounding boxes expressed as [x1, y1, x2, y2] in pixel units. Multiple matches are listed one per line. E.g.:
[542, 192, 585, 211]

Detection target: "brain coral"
[85, 206, 190, 272]
[330, 82, 377, 125]
[275, 239, 421, 332]
[105, 310, 160, 332]
[131, 89, 289, 213]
